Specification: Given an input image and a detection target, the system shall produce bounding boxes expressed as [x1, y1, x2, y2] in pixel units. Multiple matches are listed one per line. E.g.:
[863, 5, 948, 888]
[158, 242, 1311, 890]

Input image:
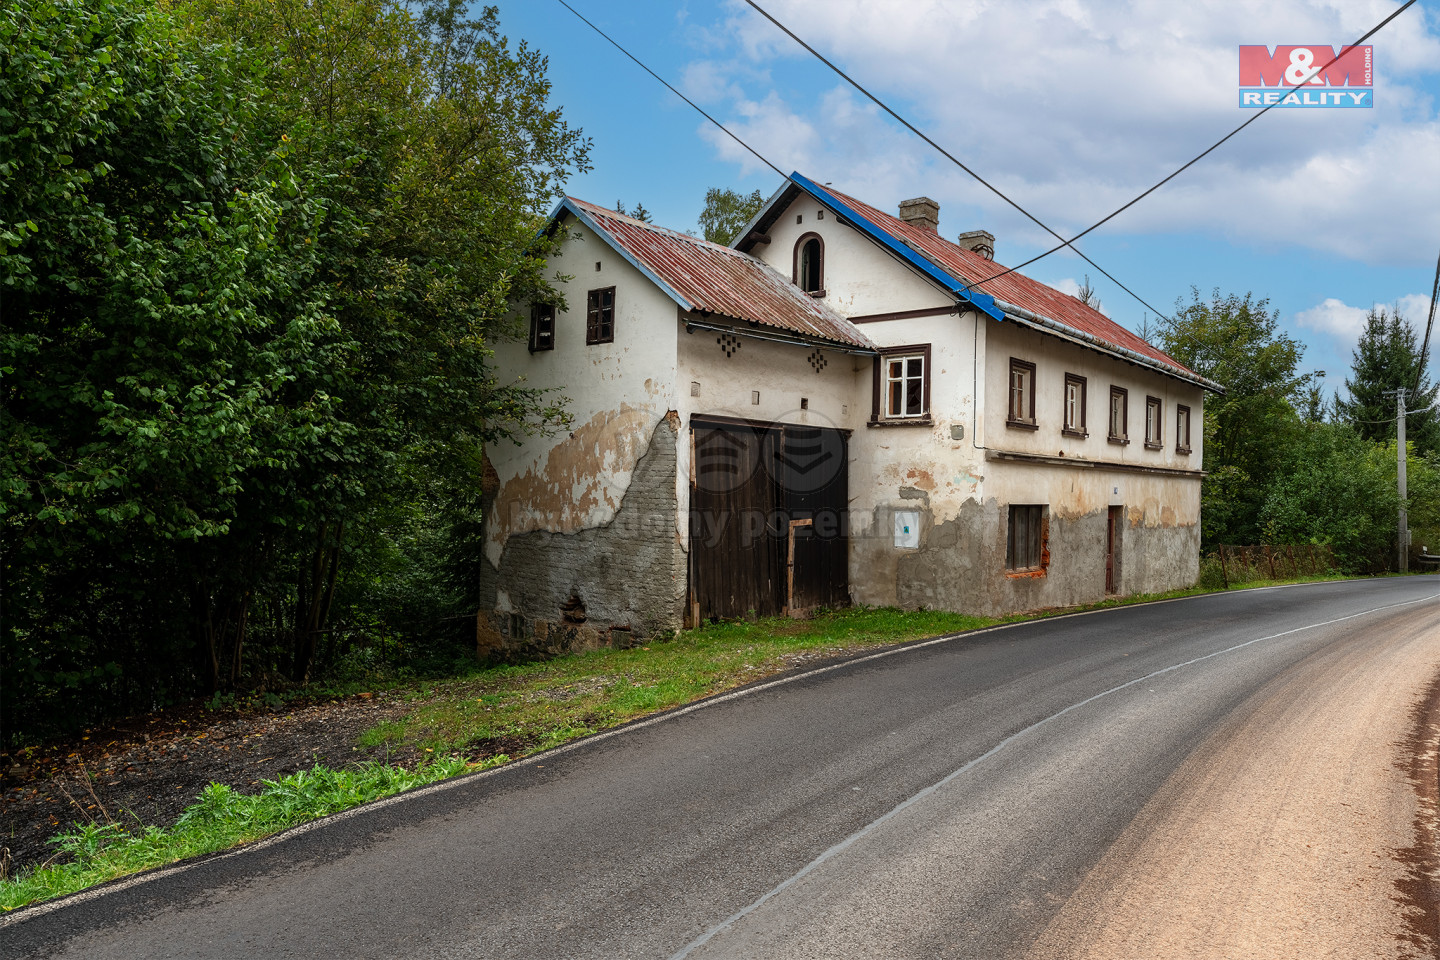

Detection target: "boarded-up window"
[1108, 386, 1128, 442]
[1007, 504, 1046, 571]
[1176, 404, 1192, 453]
[1145, 396, 1163, 448]
[1063, 373, 1087, 437]
[529, 303, 555, 352]
[586, 287, 615, 344]
[1009, 358, 1036, 426]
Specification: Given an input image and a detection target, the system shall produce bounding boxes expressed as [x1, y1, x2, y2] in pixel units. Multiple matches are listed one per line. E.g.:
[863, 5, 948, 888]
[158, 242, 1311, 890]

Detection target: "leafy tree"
[1335, 306, 1440, 454]
[1157, 289, 1318, 546]
[698, 187, 765, 245]
[2, 0, 590, 742]
[2, 0, 336, 736]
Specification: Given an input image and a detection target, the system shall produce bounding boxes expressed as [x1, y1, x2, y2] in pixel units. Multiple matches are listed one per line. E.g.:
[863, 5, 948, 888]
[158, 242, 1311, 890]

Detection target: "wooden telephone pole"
[1384, 387, 1409, 572]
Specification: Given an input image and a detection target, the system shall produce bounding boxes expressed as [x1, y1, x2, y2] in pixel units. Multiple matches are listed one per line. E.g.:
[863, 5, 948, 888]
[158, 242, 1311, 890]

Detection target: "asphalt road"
[7, 578, 1440, 959]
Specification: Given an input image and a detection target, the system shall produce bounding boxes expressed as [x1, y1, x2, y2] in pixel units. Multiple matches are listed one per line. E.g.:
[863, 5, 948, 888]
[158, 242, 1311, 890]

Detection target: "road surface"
[7, 577, 1440, 959]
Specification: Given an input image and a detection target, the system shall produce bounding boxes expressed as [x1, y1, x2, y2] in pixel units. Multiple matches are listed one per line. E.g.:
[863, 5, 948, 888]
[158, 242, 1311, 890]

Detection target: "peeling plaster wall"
[847, 309, 1203, 615]
[485, 221, 681, 569]
[480, 219, 683, 654]
[479, 414, 687, 658]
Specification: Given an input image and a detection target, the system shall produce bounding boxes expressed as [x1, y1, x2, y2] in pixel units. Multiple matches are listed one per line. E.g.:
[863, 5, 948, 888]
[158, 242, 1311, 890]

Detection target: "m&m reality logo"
[1238, 45, 1373, 108]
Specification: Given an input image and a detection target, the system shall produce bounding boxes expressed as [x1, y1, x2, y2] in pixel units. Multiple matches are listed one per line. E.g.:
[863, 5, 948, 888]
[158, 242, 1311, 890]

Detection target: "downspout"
[972, 306, 990, 453]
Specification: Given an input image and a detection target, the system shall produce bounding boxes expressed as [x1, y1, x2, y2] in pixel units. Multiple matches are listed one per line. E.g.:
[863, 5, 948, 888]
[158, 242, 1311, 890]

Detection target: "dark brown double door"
[689, 417, 849, 621]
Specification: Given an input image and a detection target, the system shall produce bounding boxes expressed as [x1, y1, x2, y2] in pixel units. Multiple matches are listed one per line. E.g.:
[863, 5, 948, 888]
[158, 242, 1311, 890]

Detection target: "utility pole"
[1384, 387, 1409, 572]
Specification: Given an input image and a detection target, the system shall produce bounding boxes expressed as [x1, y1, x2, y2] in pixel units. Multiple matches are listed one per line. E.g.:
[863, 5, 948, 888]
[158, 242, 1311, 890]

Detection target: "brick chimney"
[897, 197, 940, 233]
[957, 229, 995, 261]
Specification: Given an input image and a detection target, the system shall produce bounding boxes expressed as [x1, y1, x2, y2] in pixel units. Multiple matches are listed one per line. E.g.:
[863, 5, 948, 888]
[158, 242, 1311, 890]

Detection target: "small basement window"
[1063, 373, 1087, 437]
[1176, 404, 1192, 454]
[794, 233, 824, 295]
[529, 303, 555, 352]
[1007, 504, 1048, 573]
[872, 344, 930, 423]
[1145, 396, 1163, 449]
[1108, 386, 1128, 443]
[586, 287, 615, 344]
[1008, 358, 1037, 428]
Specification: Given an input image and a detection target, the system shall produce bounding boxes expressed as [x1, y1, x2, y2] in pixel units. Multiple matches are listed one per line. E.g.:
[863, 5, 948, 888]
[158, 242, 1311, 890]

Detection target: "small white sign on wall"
[893, 510, 921, 549]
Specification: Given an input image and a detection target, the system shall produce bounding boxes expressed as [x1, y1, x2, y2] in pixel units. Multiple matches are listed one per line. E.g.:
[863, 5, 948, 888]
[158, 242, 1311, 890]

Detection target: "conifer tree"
[1337, 307, 1440, 454]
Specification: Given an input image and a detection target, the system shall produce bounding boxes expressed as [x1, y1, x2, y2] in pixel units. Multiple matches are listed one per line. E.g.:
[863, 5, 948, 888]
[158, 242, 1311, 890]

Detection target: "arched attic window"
[793, 233, 824, 296]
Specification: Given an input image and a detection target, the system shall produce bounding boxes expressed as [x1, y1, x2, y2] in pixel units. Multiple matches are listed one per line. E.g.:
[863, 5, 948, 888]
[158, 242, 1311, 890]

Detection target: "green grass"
[0, 757, 477, 912]
[0, 571, 1379, 911]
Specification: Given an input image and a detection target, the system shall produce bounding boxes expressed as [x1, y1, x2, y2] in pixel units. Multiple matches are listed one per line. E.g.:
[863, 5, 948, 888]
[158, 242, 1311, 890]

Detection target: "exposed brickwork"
[478, 414, 686, 660]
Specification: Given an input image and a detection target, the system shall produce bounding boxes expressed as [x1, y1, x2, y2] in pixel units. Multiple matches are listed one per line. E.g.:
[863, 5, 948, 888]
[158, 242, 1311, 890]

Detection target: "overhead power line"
[978, 0, 1419, 287]
[552, 0, 786, 180]
[740, 0, 1172, 321]
[1413, 244, 1440, 394]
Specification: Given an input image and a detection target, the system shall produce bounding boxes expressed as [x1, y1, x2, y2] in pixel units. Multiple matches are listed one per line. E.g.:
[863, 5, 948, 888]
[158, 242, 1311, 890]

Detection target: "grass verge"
[0, 570, 1374, 911]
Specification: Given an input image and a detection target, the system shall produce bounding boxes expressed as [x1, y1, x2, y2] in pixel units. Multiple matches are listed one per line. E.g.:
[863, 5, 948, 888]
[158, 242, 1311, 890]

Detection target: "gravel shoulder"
[1027, 609, 1440, 959]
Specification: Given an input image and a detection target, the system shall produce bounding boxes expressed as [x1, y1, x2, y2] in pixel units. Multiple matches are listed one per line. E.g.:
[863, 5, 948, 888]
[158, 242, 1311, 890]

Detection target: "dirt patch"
[1, 693, 422, 875]
[1396, 669, 1440, 956]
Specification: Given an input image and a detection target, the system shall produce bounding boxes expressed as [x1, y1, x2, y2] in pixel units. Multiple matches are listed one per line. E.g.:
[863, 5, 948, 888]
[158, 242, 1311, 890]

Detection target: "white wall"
[485, 217, 680, 566]
[749, 193, 953, 317]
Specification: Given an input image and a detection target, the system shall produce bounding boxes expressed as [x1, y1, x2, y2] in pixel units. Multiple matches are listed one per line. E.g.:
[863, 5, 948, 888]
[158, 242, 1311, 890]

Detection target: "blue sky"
[491, 0, 1440, 396]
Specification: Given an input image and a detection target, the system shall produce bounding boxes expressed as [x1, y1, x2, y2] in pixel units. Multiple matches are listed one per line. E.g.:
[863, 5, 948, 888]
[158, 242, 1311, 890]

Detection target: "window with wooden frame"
[870, 344, 930, 423]
[1007, 504, 1048, 573]
[1144, 396, 1163, 449]
[1062, 373, 1087, 438]
[528, 303, 555, 352]
[794, 233, 824, 296]
[1108, 386, 1128, 443]
[1008, 358, 1037, 429]
[586, 287, 615, 344]
[1176, 404, 1192, 454]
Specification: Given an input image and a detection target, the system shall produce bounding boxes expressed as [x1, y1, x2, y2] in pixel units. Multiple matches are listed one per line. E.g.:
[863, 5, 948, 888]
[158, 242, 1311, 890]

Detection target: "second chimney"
[897, 196, 940, 233]
[957, 229, 995, 261]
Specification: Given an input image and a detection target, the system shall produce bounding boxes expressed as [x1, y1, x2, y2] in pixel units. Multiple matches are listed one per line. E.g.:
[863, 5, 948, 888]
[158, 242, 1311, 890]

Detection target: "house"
[476, 173, 1221, 657]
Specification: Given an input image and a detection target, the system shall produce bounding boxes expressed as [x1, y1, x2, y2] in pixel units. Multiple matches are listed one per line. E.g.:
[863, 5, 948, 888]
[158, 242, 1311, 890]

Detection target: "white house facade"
[477, 175, 1220, 658]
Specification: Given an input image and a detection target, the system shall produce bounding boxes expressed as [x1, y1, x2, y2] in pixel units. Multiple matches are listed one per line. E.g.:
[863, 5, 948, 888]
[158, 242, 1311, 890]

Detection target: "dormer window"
[794, 233, 824, 296]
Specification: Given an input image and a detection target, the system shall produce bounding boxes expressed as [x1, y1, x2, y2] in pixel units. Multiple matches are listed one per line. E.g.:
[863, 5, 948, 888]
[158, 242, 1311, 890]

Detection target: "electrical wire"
[552, 0, 786, 180]
[977, 0, 1419, 287]
[1412, 245, 1440, 394]
[740, 0, 1172, 321]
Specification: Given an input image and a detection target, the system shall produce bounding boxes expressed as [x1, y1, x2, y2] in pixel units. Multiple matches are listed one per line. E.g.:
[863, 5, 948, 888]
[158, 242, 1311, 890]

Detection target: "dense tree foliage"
[1158, 289, 1438, 571]
[698, 187, 764, 245]
[2, 0, 588, 744]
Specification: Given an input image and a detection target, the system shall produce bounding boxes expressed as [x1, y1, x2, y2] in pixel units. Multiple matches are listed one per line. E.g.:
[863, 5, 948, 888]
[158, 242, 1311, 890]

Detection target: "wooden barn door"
[774, 424, 849, 615]
[689, 417, 849, 622]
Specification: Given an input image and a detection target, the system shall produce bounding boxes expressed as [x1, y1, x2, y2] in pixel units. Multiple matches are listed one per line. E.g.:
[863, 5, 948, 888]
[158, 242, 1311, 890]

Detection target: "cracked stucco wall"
[479, 414, 686, 659]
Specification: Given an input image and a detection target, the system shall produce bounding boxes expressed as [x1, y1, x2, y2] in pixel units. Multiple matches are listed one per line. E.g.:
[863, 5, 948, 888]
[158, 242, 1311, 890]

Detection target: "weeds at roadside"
[0, 757, 479, 912]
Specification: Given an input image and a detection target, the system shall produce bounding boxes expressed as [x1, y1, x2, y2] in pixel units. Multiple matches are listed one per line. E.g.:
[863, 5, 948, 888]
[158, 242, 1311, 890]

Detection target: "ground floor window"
[1007, 504, 1048, 572]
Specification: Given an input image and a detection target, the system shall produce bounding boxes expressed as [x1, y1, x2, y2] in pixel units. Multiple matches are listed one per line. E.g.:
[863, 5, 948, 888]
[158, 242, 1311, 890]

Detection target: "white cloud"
[688, 0, 1440, 265]
[1294, 297, 1372, 339]
[1293, 293, 1436, 342]
[1051, 277, 1082, 298]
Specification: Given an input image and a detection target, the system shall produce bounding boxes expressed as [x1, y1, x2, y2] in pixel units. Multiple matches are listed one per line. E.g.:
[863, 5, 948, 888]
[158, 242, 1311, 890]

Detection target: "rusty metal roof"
[792, 179, 1213, 389]
[561, 198, 876, 352]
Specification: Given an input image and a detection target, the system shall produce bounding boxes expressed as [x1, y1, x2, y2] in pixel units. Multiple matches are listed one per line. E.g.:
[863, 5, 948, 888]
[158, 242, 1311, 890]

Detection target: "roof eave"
[554, 199, 696, 313]
[999, 300, 1225, 394]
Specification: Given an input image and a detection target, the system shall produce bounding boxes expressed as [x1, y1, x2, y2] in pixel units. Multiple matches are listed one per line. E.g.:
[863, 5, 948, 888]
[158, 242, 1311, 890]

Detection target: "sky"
[489, 0, 1440, 398]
